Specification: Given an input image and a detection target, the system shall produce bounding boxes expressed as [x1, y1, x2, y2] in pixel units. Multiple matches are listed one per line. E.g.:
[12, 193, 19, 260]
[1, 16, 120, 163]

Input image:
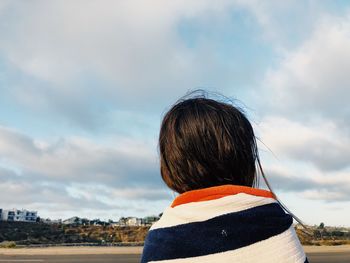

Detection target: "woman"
[141, 91, 308, 263]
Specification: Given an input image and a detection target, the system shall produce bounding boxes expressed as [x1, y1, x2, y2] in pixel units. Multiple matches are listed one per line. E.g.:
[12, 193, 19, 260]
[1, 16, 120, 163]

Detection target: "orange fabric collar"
[171, 184, 275, 208]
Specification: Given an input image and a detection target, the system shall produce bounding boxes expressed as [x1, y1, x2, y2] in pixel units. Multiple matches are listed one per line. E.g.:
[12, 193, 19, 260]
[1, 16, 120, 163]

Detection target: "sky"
[0, 0, 349, 226]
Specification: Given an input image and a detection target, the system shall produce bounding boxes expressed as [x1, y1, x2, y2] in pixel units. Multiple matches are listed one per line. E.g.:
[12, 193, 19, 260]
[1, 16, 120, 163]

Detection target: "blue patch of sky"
[321, 0, 350, 16]
[280, 192, 350, 227]
[274, 1, 348, 50]
[0, 56, 133, 138]
[3, 1, 348, 144]
[0, 56, 158, 142]
[178, 8, 276, 67]
[0, 56, 54, 138]
[177, 8, 276, 102]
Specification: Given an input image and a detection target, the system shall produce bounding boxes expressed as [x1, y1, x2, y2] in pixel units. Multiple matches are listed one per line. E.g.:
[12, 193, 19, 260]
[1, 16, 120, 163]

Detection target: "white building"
[42, 218, 62, 224]
[142, 216, 159, 226]
[0, 209, 37, 223]
[126, 217, 142, 226]
[62, 216, 81, 225]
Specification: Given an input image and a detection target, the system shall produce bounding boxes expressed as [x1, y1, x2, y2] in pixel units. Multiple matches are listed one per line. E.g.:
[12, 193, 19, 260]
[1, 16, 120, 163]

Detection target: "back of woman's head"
[159, 92, 260, 193]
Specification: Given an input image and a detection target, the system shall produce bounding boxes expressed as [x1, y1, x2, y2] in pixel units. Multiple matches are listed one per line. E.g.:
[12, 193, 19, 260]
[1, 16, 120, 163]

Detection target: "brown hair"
[159, 91, 261, 193]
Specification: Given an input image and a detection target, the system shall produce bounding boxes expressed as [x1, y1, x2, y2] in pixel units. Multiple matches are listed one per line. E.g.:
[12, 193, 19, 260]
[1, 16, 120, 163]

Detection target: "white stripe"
[149, 226, 306, 263]
[151, 193, 277, 230]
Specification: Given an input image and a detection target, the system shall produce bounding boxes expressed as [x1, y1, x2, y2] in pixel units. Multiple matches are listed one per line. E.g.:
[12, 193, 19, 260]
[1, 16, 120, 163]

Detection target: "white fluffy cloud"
[0, 1, 239, 102]
[0, 0, 261, 130]
[254, 12, 350, 203]
[0, 1, 334, 127]
[256, 116, 350, 202]
[233, 0, 320, 47]
[1, 1, 350, 223]
[258, 117, 350, 171]
[264, 13, 350, 125]
[0, 126, 159, 185]
[0, 126, 171, 219]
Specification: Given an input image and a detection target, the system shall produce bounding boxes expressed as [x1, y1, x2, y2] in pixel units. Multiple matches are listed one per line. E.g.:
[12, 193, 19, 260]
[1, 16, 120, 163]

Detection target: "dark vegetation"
[296, 223, 350, 246]
[0, 221, 149, 246]
[1, 221, 349, 247]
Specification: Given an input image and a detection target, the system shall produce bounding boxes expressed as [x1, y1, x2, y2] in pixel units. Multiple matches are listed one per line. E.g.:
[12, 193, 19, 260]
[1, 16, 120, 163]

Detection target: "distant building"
[113, 216, 160, 227]
[0, 209, 37, 222]
[113, 217, 127, 227]
[62, 217, 93, 225]
[126, 217, 142, 226]
[42, 218, 62, 224]
[142, 216, 159, 226]
[62, 216, 82, 225]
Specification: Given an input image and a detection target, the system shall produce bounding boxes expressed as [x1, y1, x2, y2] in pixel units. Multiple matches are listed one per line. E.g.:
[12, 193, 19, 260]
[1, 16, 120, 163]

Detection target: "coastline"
[0, 246, 144, 255]
[303, 245, 350, 253]
[1, 245, 350, 255]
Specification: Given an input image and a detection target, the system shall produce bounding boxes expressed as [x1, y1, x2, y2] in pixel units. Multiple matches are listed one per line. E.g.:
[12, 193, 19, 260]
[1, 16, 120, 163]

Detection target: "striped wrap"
[141, 185, 308, 263]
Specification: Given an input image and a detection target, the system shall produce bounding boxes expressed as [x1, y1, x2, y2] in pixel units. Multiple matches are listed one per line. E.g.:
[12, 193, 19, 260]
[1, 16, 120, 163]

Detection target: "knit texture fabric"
[141, 185, 308, 263]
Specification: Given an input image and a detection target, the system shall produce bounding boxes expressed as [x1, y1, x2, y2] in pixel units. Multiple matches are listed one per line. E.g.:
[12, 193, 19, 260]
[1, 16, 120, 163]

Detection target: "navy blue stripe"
[141, 203, 292, 262]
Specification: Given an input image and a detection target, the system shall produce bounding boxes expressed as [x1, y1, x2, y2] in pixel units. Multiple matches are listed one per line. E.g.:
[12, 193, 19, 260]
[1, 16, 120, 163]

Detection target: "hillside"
[0, 221, 149, 245]
[1, 221, 349, 247]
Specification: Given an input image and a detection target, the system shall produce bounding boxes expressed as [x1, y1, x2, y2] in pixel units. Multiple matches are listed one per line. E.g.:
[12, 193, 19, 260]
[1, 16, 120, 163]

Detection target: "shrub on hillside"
[0, 241, 16, 248]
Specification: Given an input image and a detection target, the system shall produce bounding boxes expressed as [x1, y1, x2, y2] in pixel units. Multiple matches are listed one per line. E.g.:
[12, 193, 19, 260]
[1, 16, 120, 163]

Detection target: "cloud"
[0, 125, 171, 218]
[258, 117, 350, 172]
[0, 179, 116, 211]
[0, 126, 161, 185]
[263, 12, 350, 128]
[251, 11, 350, 205]
[265, 166, 350, 202]
[1, 1, 350, 223]
[1, 0, 313, 129]
[256, 116, 350, 202]
[67, 184, 171, 203]
[0, 1, 238, 106]
[1, 1, 346, 129]
[234, 0, 320, 47]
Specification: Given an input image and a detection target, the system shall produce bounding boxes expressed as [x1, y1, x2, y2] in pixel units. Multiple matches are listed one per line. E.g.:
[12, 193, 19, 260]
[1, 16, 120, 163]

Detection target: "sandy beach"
[0, 246, 350, 263]
[303, 245, 350, 253]
[0, 245, 349, 255]
[0, 246, 143, 255]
